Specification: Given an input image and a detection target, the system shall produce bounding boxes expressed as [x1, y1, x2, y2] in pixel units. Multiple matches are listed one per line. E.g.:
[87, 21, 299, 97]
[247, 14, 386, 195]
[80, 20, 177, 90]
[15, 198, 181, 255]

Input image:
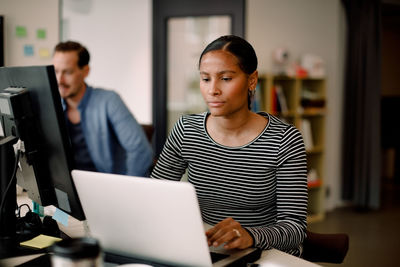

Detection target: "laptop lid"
[71, 170, 212, 267]
[71, 170, 260, 267]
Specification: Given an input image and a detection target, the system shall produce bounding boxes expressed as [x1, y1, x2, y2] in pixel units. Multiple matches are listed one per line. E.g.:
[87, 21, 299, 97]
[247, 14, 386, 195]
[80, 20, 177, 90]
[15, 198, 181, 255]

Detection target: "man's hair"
[54, 41, 90, 68]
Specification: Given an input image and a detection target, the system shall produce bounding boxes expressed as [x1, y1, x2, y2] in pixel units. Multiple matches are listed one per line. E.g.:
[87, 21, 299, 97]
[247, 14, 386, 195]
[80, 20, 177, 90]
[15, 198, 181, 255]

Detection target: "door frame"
[152, 0, 245, 156]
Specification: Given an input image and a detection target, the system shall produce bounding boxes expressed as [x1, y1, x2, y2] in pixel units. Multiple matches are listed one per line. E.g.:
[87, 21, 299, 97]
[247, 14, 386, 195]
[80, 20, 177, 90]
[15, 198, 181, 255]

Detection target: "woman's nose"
[209, 82, 220, 96]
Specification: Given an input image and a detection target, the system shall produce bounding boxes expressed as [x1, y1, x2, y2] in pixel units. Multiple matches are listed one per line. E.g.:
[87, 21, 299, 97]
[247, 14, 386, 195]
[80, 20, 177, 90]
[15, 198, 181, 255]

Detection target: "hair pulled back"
[198, 35, 257, 75]
[199, 35, 258, 109]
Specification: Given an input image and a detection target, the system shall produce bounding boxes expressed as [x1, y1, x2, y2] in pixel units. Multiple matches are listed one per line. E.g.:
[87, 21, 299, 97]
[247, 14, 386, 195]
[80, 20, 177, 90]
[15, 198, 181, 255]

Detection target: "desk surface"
[1, 192, 320, 267]
[0, 249, 320, 267]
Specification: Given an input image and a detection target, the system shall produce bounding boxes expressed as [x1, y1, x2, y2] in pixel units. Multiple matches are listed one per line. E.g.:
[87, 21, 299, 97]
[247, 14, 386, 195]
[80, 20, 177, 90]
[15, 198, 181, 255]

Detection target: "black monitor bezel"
[0, 65, 85, 221]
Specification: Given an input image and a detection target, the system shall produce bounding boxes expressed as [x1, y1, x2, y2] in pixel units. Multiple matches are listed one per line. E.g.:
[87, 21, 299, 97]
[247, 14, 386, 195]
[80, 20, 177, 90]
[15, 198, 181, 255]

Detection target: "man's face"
[53, 51, 89, 101]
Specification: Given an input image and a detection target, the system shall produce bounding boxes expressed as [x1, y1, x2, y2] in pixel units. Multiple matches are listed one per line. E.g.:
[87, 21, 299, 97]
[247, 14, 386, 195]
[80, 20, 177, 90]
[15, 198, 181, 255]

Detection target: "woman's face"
[199, 50, 256, 117]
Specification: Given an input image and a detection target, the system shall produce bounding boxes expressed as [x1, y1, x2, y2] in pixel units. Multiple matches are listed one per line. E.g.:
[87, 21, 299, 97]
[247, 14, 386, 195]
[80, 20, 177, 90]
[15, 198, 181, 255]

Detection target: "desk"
[0, 248, 320, 267]
[256, 249, 320, 266]
[1, 192, 320, 267]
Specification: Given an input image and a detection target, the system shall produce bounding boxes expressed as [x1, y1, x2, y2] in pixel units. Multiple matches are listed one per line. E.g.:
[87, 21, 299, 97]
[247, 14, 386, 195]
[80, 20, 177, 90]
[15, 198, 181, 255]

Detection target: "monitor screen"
[0, 65, 85, 221]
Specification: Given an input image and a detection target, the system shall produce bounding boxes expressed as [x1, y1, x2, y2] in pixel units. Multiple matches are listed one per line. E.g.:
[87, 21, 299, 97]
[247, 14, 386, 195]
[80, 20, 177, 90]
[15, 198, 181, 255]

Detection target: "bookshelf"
[255, 74, 326, 222]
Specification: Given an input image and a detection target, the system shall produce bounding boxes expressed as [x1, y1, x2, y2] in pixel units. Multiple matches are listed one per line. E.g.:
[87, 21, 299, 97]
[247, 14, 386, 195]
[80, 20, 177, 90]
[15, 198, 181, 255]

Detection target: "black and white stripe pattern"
[151, 112, 308, 256]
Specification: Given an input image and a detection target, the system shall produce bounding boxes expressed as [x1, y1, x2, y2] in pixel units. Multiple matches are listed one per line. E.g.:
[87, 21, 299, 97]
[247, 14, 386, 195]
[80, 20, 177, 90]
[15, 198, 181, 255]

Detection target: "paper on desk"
[53, 208, 69, 226]
[20, 234, 62, 249]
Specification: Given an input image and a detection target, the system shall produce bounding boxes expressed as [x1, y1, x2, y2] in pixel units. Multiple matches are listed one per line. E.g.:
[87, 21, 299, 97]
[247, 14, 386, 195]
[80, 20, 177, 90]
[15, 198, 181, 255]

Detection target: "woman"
[151, 35, 308, 256]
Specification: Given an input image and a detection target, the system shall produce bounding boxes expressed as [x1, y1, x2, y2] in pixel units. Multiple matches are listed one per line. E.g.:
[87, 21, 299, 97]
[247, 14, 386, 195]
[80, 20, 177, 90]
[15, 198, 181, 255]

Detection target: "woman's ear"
[249, 70, 258, 91]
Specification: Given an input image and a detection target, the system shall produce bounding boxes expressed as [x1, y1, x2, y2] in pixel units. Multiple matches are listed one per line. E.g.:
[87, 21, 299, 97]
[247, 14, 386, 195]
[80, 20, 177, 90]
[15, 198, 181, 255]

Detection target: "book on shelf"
[270, 85, 288, 114]
[275, 84, 288, 113]
[300, 119, 313, 150]
[270, 85, 278, 113]
[251, 81, 264, 112]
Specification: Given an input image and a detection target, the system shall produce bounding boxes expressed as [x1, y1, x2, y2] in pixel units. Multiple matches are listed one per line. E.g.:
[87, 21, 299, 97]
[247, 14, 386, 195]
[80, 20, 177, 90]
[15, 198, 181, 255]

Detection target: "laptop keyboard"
[210, 251, 230, 263]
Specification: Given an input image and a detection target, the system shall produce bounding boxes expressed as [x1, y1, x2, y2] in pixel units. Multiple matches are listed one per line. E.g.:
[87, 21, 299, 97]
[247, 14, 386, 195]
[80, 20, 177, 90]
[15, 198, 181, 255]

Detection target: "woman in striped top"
[151, 35, 308, 256]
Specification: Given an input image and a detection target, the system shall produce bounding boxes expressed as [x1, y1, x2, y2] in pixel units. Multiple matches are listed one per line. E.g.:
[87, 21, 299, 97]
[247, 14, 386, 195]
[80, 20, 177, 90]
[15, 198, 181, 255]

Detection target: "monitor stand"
[0, 136, 19, 257]
[0, 136, 66, 259]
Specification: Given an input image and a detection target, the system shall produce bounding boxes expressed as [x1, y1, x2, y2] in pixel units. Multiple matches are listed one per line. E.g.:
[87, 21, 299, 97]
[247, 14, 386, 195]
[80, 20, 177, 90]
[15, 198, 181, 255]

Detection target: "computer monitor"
[0, 65, 85, 252]
[0, 16, 4, 66]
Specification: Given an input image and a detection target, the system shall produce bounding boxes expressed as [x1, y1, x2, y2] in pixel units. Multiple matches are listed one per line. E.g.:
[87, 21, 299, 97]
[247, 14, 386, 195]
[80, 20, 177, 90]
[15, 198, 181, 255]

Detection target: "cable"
[0, 149, 21, 226]
[17, 204, 32, 218]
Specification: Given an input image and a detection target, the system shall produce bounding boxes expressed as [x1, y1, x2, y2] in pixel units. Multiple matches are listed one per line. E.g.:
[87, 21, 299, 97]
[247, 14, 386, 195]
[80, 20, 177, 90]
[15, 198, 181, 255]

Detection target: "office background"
[1, 0, 399, 218]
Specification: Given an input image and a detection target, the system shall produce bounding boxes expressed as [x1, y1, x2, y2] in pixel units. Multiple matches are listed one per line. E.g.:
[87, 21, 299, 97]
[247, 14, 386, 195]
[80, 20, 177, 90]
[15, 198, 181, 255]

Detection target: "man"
[53, 41, 152, 176]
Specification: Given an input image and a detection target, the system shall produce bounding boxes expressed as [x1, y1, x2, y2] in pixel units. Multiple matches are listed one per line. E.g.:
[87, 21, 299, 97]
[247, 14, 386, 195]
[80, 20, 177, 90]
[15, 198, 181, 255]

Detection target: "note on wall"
[37, 28, 46, 39]
[16, 26, 27, 37]
[39, 48, 50, 58]
[2, 0, 59, 66]
[23, 45, 34, 56]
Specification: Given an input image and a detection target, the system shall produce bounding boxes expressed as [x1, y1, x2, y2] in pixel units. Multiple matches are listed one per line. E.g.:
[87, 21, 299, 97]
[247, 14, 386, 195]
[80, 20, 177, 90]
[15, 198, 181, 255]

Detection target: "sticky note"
[39, 48, 50, 58]
[37, 29, 46, 39]
[53, 208, 69, 226]
[24, 45, 34, 56]
[20, 234, 62, 249]
[16, 26, 27, 37]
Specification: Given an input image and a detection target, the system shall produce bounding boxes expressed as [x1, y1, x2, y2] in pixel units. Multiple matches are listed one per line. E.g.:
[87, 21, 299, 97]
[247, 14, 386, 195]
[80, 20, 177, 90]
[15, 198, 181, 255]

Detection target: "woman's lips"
[208, 101, 224, 107]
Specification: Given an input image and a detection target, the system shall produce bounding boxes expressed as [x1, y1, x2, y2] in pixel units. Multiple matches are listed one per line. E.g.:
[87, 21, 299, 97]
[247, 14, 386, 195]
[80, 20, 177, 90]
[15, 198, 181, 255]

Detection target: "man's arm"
[107, 92, 153, 176]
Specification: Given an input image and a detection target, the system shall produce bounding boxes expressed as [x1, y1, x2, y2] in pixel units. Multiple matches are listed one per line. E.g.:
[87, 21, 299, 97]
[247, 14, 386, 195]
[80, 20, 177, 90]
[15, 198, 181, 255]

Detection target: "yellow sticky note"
[39, 48, 50, 58]
[20, 234, 62, 249]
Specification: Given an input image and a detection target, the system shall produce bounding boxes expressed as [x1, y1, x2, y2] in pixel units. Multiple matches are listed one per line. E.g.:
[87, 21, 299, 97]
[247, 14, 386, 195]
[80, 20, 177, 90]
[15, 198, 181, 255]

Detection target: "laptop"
[71, 170, 261, 267]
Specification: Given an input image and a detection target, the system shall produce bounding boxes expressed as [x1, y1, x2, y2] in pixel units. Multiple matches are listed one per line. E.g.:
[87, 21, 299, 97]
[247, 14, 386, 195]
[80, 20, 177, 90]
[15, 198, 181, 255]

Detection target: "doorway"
[152, 0, 245, 156]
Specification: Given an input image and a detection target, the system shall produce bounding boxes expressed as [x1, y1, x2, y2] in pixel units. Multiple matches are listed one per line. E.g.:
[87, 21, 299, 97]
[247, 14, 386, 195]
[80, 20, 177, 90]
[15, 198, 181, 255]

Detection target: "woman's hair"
[198, 35, 258, 75]
[54, 41, 90, 68]
[198, 35, 258, 109]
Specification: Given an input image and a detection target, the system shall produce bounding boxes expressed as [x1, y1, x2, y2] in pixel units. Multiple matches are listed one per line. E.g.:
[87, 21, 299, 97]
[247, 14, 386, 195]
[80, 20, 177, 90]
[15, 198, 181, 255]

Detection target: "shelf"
[300, 108, 326, 116]
[257, 74, 326, 222]
[307, 213, 325, 223]
[306, 146, 324, 154]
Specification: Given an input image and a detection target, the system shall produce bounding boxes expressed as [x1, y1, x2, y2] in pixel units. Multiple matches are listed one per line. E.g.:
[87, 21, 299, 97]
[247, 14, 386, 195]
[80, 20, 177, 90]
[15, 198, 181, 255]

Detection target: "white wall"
[62, 0, 152, 124]
[0, 0, 59, 66]
[63, 0, 346, 210]
[247, 0, 346, 210]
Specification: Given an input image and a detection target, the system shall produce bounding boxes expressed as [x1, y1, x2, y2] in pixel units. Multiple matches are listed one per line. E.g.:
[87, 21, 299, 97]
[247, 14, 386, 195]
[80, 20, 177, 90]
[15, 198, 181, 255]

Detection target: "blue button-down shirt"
[62, 85, 153, 177]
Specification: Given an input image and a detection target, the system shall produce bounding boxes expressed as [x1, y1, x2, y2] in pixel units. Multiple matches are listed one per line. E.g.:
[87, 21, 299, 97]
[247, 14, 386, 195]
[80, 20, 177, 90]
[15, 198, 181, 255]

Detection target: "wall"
[247, 0, 346, 211]
[0, 0, 59, 66]
[62, 0, 152, 124]
[2, 0, 346, 210]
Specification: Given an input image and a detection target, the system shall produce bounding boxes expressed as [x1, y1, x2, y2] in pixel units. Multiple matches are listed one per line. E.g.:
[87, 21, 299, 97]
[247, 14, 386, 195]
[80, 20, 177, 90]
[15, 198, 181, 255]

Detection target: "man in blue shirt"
[53, 41, 152, 176]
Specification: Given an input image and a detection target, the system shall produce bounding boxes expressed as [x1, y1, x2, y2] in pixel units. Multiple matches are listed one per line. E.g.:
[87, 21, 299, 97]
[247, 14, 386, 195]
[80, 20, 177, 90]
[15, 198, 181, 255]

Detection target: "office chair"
[141, 124, 154, 143]
[302, 230, 349, 264]
[141, 124, 157, 173]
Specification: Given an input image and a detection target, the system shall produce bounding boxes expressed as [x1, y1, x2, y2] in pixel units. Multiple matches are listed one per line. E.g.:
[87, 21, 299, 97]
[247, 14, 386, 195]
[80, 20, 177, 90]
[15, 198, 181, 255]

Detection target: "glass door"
[152, 0, 245, 156]
[167, 16, 231, 133]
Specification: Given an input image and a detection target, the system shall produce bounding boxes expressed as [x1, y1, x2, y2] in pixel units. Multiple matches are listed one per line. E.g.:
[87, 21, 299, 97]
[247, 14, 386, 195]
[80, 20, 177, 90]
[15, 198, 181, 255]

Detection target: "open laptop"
[71, 170, 261, 267]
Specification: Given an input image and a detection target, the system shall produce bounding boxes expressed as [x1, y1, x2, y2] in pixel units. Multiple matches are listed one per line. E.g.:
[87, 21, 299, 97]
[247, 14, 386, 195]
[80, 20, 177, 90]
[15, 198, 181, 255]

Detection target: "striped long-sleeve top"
[151, 112, 308, 256]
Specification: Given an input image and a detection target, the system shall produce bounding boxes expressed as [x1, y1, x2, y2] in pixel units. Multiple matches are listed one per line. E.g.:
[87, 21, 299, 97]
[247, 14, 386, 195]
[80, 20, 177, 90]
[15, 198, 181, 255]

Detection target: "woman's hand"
[205, 217, 254, 250]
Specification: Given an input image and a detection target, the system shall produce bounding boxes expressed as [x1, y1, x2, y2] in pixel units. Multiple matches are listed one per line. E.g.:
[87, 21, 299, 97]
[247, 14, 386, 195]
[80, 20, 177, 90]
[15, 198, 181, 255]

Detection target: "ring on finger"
[232, 228, 241, 238]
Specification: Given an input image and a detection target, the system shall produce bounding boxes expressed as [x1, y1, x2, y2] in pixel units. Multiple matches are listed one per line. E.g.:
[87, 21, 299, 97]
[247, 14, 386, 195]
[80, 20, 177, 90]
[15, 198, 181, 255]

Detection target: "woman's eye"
[201, 78, 210, 82]
[222, 77, 232, 81]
